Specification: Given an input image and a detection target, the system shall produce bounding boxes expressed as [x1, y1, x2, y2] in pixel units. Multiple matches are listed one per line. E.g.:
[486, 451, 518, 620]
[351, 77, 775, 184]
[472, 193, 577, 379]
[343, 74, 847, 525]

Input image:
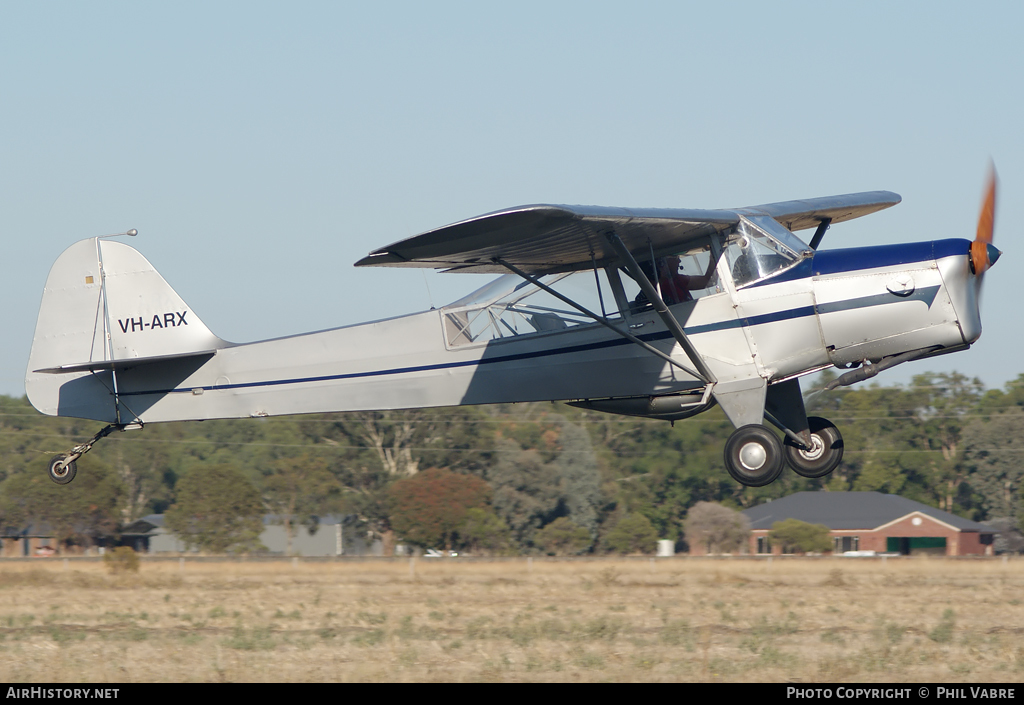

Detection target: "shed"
[0, 521, 58, 557]
[119, 514, 187, 553]
[126, 514, 383, 556]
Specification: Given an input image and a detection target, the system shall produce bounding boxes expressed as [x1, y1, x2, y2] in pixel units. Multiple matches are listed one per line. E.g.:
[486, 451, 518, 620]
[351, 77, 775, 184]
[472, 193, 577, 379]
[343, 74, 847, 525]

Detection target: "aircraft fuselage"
[26, 237, 978, 426]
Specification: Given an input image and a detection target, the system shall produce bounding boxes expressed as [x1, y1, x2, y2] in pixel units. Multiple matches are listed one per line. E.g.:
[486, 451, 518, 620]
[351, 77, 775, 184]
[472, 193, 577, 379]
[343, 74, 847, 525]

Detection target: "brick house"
[742, 491, 995, 556]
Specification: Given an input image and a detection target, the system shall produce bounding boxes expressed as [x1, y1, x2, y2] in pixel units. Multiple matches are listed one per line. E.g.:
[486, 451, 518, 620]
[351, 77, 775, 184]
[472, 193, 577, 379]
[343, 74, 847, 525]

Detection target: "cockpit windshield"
[724, 215, 811, 288]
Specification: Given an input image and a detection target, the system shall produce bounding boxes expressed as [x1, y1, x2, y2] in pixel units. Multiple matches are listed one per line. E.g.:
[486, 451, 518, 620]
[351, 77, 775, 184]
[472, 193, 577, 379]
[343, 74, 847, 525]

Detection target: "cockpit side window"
[620, 242, 723, 312]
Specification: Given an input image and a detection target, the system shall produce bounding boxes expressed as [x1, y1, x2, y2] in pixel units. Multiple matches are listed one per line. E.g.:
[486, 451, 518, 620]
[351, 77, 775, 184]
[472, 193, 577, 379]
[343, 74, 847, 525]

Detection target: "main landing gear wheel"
[784, 416, 844, 479]
[724, 425, 785, 487]
[48, 455, 78, 485]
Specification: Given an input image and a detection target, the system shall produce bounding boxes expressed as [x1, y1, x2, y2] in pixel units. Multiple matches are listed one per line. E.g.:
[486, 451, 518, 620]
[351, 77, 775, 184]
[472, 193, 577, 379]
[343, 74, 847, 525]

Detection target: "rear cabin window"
[440, 270, 618, 348]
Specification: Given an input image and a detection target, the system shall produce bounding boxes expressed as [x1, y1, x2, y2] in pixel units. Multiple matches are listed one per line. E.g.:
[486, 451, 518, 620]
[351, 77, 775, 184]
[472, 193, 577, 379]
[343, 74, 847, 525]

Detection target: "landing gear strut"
[45, 423, 141, 485]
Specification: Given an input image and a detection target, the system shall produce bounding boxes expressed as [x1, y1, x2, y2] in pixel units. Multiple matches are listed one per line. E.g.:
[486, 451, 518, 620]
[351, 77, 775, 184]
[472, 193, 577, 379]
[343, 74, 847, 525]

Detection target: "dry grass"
[1, 556, 1023, 682]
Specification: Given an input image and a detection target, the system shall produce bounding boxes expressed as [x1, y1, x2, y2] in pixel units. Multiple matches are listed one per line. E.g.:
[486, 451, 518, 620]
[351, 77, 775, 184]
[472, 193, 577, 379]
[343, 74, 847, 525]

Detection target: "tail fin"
[26, 238, 226, 420]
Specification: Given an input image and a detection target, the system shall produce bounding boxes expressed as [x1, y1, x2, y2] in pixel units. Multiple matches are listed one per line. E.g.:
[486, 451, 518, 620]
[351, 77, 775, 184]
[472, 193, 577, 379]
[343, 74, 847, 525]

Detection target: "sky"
[2, 1, 1022, 400]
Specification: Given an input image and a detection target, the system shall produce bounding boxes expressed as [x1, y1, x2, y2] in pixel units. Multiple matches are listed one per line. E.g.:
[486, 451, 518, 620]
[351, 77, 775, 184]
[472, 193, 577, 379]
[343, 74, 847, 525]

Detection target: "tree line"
[0, 370, 1021, 554]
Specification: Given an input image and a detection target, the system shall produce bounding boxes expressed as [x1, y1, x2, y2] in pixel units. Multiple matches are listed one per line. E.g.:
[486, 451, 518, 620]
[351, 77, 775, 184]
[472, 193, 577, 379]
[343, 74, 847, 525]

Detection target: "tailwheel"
[724, 424, 785, 487]
[784, 416, 844, 479]
[44, 422, 135, 486]
[48, 455, 78, 485]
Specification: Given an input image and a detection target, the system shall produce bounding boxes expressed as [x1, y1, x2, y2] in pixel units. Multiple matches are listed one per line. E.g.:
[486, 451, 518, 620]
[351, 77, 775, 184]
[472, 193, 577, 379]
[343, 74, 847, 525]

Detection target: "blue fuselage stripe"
[747, 238, 969, 289]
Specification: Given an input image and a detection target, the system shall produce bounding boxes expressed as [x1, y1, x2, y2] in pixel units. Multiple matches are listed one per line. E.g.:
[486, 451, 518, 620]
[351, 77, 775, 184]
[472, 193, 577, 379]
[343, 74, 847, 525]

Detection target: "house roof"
[118, 513, 355, 536]
[261, 514, 350, 527]
[742, 492, 993, 533]
[120, 515, 165, 536]
[0, 520, 56, 538]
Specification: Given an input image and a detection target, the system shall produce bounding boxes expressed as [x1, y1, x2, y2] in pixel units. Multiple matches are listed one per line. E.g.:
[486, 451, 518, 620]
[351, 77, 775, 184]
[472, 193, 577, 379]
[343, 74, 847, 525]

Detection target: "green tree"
[165, 464, 265, 553]
[961, 409, 1024, 522]
[1, 458, 123, 552]
[263, 454, 344, 555]
[768, 518, 832, 554]
[535, 517, 591, 556]
[346, 482, 397, 555]
[308, 407, 497, 555]
[683, 501, 750, 554]
[603, 513, 658, 554]
[388, 468, 491, 549]
[903, 372, 984, 512]
[327, 408, 497, 478]
[549, 420, 602, 535]
[458, 508, 512, 554]
[489, 439, 562, 547]
[805, 373, 962, 508]
[583, 403, 747, 544]
[487, 415, 602, 549]
[106, 436, 173, 525]
[978, 374, 1024, 415]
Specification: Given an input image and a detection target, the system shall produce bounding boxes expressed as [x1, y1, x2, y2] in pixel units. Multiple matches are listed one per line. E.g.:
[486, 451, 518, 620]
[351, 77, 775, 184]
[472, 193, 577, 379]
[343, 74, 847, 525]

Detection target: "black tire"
[48, 455, 77, 485]
[724, 425, 785, 487]
[784, 417, 844, 479]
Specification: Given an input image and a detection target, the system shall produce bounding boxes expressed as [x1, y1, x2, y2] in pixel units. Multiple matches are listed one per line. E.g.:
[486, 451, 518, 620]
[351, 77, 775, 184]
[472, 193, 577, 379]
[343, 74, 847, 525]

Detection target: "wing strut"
[602, 232, 718, 385]
[808, 218, 832, 250]
[494, 258, 707, 381]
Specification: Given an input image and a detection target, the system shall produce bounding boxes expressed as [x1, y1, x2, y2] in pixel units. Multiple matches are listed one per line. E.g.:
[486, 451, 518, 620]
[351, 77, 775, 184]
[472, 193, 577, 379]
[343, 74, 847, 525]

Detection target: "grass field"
[0, 556, 1022, 683]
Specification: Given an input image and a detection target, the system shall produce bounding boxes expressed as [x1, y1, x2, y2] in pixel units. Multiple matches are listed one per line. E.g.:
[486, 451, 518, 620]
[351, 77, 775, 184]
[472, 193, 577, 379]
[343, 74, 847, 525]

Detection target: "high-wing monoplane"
[26, 172, 1000, 487]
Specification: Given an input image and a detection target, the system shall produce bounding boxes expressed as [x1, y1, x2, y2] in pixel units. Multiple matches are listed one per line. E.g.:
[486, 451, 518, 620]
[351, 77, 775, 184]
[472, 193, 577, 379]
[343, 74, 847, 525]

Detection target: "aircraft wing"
[738, 190, 901, 232]
[355, 205, 738, 275]
[354, 192, 900, 275]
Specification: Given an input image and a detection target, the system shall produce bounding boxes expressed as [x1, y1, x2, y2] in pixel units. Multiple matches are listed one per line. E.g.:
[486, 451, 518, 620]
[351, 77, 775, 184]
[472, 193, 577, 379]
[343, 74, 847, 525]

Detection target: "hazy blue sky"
[2, 2, 1021, 399]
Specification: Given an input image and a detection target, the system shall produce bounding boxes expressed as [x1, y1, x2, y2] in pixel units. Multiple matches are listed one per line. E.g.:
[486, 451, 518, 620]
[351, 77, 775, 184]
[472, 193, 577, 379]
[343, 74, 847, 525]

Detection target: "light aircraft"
[26, 172, 999, 488]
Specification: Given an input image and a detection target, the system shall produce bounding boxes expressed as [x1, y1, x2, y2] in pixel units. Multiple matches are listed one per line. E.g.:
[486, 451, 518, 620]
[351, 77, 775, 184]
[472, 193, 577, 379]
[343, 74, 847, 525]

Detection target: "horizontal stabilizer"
[34, 349, 217, 375]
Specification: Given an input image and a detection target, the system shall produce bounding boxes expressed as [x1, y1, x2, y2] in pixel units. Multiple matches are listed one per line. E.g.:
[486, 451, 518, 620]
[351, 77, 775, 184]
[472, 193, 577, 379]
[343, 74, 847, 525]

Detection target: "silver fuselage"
[25, 237, 979, 425]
